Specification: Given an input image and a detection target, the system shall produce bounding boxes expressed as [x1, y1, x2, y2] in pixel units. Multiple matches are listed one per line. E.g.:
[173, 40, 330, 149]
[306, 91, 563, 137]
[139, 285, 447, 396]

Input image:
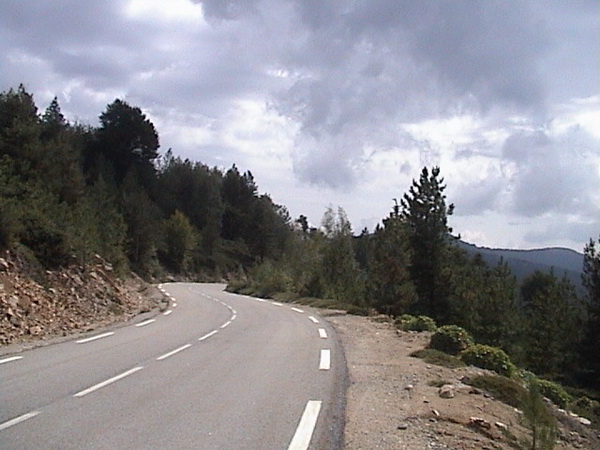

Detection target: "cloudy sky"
[1, 0, 598, 251]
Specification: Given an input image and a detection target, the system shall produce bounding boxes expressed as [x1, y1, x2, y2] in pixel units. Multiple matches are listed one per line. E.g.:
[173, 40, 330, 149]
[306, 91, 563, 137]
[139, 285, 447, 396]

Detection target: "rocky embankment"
[0, 251, 163, 347]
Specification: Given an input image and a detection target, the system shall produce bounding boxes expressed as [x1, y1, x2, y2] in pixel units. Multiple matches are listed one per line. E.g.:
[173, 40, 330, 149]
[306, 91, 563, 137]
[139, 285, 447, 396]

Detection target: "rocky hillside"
[0, 251, 163, 347]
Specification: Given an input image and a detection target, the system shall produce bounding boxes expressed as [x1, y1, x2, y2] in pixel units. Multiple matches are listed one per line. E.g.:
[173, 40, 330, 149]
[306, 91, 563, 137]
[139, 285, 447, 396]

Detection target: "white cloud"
[0, 0, 598, 250]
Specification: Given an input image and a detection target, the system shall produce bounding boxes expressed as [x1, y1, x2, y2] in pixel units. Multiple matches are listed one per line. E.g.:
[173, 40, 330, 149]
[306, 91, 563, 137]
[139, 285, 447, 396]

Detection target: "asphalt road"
[0, 283, 346, 449]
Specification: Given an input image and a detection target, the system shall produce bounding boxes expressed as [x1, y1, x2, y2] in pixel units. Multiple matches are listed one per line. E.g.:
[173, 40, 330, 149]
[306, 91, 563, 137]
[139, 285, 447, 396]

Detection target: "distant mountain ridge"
[456, 241, 585, 294]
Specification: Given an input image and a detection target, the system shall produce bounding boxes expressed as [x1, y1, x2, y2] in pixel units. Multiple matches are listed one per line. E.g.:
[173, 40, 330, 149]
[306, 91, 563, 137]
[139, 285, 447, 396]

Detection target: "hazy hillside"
[457, 241, 585, 295]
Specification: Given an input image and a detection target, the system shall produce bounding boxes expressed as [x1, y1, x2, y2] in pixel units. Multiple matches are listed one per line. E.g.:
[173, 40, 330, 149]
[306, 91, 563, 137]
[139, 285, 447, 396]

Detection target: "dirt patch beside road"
[325, 313, 600, 450]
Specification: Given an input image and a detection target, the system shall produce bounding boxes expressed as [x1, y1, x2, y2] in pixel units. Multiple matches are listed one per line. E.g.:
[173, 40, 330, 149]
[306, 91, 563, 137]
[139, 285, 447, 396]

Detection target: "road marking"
[163, 309, 173, 316]
[74, 367, 143, 397]
[172, 302, 178, 307]
[256, 298, 266, 302]
[0, 411, 40, 431]
[291, 307, 304, 313]
[308, 316, 319, 324]
[231, 314, 237, 321]
[318, 328, 328, 339]
[135, 319, 155, 327]
[198, 330, 218, 341]
[319, 349, 331, 370]
[272, 302, 283, 306]
[76, 332, 114, 344]
[157, 344, 192, 361]
[0, 355, 23, 364]
[220, 321, 231, 329]
[287, 400, 322, 450]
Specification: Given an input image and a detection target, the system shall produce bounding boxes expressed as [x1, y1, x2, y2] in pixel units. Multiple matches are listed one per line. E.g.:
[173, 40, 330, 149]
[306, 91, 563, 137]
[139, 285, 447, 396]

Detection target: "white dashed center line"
[74, 367, 143, 397]
[76, 332, 114, 344]
[135, 319, 155, 327]
[156, 344, 192, 361]
[0, 411, 40, 431]
[308, 316, 319, 323]
[220, 321, 232, 329]
[318, 328, 328, 339]
[199, 330, 218, 341]
[0, 355, 23, 364]
[291, 307, 304, 313]
[163, 309, 173, 316]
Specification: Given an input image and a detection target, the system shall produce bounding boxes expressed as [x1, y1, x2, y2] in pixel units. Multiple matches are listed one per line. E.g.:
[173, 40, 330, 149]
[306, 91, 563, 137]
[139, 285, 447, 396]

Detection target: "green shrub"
[394, 314, 416, 326]
[399, 315, 437, 332]
[461, 344, 517, 378]
[429, 325, 474, 355]
[346, 305, 369, 316]
[533, 379, 571, 409]
[410, 348, 466, 369]
[467, 374, 527, 408]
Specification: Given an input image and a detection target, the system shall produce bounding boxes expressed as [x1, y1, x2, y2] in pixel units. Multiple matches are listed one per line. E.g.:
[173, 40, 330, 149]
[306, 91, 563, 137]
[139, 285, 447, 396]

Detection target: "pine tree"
[369, 204, 417, 316]
[400, 167, 454, 322]
[579, 236, 600, 388]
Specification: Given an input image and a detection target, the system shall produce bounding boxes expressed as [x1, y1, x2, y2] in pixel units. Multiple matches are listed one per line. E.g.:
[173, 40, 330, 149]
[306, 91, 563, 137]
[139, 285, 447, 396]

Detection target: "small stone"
[439, 384, 455, 399]
[432, 409, 440, 417]
[578, 417, 591, 426]
[405, 384, 414, 391]
[397, 423, 409, 430]
[495, 421, 508, 431]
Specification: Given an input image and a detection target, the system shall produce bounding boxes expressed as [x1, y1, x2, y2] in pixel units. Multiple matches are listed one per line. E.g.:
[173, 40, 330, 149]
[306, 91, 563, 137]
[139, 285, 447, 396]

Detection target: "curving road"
[0, 283, 346, 449]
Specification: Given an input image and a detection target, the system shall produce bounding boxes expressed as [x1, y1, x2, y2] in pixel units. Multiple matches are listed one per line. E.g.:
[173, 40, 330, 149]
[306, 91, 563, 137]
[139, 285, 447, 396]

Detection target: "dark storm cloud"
[503, 127, 600, 218]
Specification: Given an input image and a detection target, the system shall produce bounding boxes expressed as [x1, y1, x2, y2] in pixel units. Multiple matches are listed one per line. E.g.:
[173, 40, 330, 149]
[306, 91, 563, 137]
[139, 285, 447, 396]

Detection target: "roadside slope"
[326, 313, 600, 450]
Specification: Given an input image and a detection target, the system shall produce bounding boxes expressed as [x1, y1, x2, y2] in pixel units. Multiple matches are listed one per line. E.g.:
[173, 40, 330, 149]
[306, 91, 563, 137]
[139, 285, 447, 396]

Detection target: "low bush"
[346, 305, 369, 316]
[399, 315, 437, 332]
[466, 374, 527, 408]
[534, 379, 571, 409]
[410, 348, 466, 369]
[429, 325, 473, 355]
[461, 344, 516, 378]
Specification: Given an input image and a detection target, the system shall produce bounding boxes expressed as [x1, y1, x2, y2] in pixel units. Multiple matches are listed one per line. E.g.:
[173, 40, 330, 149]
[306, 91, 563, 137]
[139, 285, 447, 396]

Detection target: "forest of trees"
[1, 85, 599, 400]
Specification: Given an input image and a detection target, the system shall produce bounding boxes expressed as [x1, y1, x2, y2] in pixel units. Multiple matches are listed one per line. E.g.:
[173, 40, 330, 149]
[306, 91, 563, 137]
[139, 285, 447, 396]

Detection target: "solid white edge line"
[308, 316, 319, 323]
[74, 367, 143, 397]
[156, 344, 192, 361]
[272, 302, 283, 306]
[287, 400, 322, 450]
[318, 328, 328, 339]
[319, 349, 331, 370]
[0, 355, 23, 364]
[135, 319, 155, 327]
[291, 307, 304, 313]
[198, 330, 218, 341]
[163, 309, 173, 316]
[76, 332, 115, 344]
[220, 321, 231, 329]
[0, 411, 40, 431]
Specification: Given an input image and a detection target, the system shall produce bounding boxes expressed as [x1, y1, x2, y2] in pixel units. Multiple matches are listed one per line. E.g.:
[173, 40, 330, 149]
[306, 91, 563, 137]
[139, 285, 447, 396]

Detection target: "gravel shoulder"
[324, 313, 600, 450]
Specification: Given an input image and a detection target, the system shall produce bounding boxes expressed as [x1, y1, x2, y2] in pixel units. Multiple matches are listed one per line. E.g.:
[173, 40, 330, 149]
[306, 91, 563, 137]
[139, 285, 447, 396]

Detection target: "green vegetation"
[410, 348, 465, 369]
[467, 375, 527, 409]
[460, 344, 516, 378]
[429, 325, 474, 355]
[395, 314, 437, 332]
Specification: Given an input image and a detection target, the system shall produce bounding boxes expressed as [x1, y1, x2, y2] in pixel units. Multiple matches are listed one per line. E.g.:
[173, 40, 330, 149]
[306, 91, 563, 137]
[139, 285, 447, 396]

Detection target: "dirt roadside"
[324, 312, 600, 450]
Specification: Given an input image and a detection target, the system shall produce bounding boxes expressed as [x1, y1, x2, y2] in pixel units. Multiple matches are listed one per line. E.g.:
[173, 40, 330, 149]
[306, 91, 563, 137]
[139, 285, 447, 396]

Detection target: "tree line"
[1, 85, 599, 396]
[0, 85, 291, 278]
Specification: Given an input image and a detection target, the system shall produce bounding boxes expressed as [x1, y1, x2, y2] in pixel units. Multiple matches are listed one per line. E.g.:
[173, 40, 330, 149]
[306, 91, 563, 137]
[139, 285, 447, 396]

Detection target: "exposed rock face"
[0, 251, 162, 346]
